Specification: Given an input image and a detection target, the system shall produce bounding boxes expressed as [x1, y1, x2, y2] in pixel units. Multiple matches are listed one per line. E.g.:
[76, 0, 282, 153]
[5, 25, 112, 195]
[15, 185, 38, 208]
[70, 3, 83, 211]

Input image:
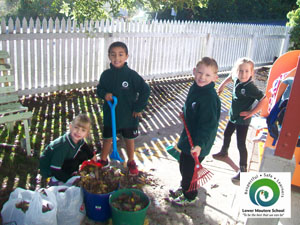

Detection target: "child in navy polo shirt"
[39, 114, 96, 185]
[97, 41, 150, 175]
[170, 57, 221, 206]
[213, 57, 268, 184]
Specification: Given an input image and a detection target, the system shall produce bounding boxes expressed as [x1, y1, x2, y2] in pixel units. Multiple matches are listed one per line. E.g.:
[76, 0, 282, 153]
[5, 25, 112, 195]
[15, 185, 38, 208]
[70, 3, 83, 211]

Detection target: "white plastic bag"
[1, 188, 35, 225]
[48, 185, 85, 225]
[1, 198, 27, 225]
[24, 189, 57, 225]
[1, 188, 57, 225]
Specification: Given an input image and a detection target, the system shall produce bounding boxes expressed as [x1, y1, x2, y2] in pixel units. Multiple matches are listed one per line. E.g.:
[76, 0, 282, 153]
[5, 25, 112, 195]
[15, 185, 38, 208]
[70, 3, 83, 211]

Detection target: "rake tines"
[187, 153, 214, 192]
[179, 112, 214, 192]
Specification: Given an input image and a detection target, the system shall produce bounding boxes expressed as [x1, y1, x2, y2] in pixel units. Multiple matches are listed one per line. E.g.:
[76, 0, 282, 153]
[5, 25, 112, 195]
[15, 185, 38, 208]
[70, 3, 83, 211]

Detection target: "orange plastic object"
[261, 50, 300, 117]
[261, 50, 300, 187]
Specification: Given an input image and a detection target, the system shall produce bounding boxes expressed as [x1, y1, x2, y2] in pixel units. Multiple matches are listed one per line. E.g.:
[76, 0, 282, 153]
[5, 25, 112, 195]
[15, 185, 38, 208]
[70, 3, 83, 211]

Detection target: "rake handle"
[179, 112, 194, 149]
[179, 112, 201, 167]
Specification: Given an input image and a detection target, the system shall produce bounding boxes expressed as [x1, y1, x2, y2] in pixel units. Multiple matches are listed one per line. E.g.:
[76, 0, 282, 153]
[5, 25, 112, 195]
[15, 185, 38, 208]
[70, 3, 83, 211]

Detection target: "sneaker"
[169, 187, 183, 199]
[212, 151, 228, 160]
[127, 160, 139, 176]
[231, 166, 247, 185]
[252, 132, 267, 143]
[231, 172, 240, 185]
[98, 159, 109, 168]
[171, 194, 196, 207]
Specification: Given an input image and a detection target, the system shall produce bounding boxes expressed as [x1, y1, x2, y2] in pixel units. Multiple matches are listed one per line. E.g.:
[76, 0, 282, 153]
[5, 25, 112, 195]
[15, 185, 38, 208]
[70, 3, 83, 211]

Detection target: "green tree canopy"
[1, 0, 298, 26]
[158, 0, 296, 23]
[51, 0, 209, 23]
[287, 0, 300, 50]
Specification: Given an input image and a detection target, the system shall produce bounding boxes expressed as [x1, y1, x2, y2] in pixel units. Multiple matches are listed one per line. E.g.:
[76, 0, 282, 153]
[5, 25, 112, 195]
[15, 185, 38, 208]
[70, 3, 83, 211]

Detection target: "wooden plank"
[0, 75, 14, 83]
[0, 102, 28, 114]
[0, 51, 9, 59]
[94, 21, 100, 80]
[83, 20, 89, 83]
[0, 111, 32, 124]
[0, 86, 15, 94]
[0, 63, 11, 71]
[0, 94, 19, 104]
[23, 119, 32, 156]
[61, 18, 66, 85]
[67, 18, 72, 84]
[49, 18, 55, 87]
[72, 20, 78, 84]
[78, 23, 83, 84]
[88, 20, 94, 81]
[8, 18, 16, 89]
[15, 18, 23, 90]
[55, 18, 60, 86]
[42, 18, 49, 87]
[22, 18, 30, 89]
[36, 18, 42, 88]
[29, 18, 36, 89]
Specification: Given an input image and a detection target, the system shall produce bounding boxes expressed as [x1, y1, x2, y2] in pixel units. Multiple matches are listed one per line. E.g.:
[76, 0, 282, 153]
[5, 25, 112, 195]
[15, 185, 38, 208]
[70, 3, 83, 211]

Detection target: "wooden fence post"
[275, 56, 300, 159]
[247, 33, 258, 59]
[206, 33, 213, 57]
[280, 27, 291, 56]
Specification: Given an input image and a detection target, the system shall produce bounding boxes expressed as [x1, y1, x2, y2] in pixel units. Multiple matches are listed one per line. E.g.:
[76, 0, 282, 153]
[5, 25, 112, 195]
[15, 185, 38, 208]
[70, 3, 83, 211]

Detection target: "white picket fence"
[0, 17, 290, 95]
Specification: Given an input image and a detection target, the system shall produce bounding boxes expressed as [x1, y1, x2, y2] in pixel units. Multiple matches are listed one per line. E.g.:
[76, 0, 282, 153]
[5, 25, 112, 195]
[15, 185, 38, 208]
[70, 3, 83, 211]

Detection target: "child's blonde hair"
[231, 57, 255, 79]
[196, 57, 218, 75]
[72, 114, 91, 130]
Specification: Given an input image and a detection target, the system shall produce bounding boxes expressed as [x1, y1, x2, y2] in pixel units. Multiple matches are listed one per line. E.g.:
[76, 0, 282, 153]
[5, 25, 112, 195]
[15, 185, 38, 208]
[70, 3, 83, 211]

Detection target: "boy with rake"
[170, 57, 221, 206]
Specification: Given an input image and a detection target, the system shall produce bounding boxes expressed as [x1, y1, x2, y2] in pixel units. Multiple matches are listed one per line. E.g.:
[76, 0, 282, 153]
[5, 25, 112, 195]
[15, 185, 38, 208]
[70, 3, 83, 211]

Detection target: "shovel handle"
[107, 96, 118, 153]
[107, 96, 118, 109]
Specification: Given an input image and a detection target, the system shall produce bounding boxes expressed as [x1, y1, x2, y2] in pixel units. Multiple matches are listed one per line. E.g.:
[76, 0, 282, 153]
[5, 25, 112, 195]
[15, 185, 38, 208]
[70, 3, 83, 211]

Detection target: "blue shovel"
[107, 96, 124, 162]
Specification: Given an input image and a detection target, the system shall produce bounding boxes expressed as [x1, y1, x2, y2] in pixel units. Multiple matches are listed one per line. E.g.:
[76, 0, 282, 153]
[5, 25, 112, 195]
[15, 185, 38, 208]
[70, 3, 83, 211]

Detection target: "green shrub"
[287, 0, 300, 50]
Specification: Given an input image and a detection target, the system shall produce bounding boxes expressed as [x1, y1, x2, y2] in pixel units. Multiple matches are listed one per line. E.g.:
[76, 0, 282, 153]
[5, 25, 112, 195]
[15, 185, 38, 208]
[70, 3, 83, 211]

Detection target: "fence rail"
[0, 17, 290, 96]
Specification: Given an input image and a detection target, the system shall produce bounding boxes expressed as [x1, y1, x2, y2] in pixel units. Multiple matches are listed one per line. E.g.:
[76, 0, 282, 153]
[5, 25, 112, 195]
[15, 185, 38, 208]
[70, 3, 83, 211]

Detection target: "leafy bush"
[287, 0, 300, 50]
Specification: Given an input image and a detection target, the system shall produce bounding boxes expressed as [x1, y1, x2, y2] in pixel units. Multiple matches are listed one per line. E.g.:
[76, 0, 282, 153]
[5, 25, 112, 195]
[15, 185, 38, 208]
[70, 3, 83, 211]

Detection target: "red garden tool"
[80, 151, 103, 171]
[179, 112, 213, 192]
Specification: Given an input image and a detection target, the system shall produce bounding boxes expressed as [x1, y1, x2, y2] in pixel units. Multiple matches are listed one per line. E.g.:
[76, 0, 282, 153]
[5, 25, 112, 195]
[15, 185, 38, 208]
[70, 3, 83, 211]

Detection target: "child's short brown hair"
[72, 114, 91, 130]
[196, 57, 218, 75]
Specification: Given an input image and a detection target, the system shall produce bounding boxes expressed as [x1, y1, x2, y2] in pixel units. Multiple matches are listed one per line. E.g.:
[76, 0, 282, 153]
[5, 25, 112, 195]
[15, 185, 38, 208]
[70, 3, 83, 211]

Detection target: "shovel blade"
[166, 146, 181, 161]
[110, 149, 124, 162]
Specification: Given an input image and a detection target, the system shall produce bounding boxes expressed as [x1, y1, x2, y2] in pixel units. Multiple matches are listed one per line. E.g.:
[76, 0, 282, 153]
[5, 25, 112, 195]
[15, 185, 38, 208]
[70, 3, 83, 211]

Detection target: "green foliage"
[16, 0, 61, 20]
[52, 0, 209, 23]
[53, 0, 111, 22]
[287, 0, 300, 50]
[157, 0, 296, 23]
[1, 0, 19, 19]
[0, 0, 297, 25]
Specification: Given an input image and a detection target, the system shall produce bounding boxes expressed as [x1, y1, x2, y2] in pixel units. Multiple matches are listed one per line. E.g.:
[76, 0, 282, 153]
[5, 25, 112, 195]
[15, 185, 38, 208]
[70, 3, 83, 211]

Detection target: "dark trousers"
[222, 121, 249, 167]
[179, 152, 205, 200]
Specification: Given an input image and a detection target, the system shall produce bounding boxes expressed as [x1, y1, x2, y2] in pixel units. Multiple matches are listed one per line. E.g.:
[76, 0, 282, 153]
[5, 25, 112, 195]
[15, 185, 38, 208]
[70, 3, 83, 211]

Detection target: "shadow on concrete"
[214, 156, 239, 172]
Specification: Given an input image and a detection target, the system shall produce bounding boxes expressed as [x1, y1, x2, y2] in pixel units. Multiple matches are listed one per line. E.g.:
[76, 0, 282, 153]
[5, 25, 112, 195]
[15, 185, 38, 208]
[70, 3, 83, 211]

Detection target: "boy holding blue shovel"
[97, 41, 150, 175]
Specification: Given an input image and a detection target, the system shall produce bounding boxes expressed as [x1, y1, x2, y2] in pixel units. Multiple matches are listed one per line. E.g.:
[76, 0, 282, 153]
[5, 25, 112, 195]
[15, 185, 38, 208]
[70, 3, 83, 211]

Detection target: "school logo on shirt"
[122, 81, 129, 88]
[241, 88, 246, 95]
[192, 102, 196, 110]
